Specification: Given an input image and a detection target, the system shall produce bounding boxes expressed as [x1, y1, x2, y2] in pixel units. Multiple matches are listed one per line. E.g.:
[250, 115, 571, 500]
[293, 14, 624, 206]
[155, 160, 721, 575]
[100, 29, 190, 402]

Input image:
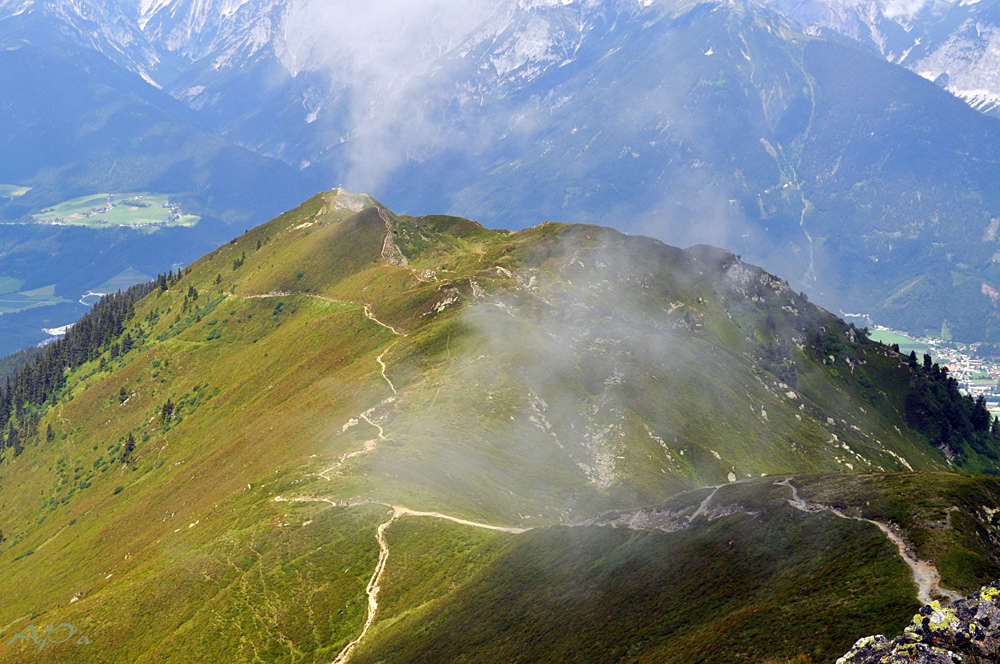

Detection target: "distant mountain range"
[763, 0, 1000, 117]
[4, 0, 1000, 351]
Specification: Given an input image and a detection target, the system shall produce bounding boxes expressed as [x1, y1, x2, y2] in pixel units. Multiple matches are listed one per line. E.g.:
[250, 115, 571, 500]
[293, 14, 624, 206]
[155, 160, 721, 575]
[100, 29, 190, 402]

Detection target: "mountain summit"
[1, 191, 999, 661]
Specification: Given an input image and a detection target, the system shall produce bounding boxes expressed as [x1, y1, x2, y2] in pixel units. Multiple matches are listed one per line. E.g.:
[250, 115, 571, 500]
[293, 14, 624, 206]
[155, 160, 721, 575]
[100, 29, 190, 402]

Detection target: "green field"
[869, 329, 930, 355]
[0, 184, 30, 199]
[0, 276, 24, 296]
[32, 192, 199, 229]
[970, 379, 998, 388]
[0, 281, 69, 315]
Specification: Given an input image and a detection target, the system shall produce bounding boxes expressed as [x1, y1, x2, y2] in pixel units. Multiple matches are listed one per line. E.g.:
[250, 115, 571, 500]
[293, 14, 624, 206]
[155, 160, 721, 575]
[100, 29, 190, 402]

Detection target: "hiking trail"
[775, 478, 962, 605]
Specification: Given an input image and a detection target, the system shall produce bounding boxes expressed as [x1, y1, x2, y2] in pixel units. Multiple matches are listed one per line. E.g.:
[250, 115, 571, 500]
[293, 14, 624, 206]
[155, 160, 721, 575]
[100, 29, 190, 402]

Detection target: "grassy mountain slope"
[350, 474, 1000, 664]
[0, 191, 998, 661]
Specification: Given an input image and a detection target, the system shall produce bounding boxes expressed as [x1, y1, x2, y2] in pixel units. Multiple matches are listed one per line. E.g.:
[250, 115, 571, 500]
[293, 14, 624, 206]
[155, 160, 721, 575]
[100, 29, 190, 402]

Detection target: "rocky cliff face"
[839, 580, 1000, 663]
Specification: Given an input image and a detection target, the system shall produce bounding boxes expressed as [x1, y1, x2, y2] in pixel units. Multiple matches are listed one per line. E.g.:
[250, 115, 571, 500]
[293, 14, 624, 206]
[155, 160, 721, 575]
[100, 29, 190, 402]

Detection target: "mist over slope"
[1, 191, 999, 661]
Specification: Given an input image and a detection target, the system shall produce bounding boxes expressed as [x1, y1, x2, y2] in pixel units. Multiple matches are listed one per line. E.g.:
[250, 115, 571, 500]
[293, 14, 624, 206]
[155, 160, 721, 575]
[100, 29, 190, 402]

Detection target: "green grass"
[0, 184, 30, 199]
[0, 282, 69, 315]
[868, 329, 929, 354]
[0, 276, 24, 296]
[0, 191, 998, 661]
[32, 193, 199, 229]
[794, 472, 1000, 593]
[353, 481, 921, 664]
[351, 475, 1000, 663]
[1, 503, 387, 663]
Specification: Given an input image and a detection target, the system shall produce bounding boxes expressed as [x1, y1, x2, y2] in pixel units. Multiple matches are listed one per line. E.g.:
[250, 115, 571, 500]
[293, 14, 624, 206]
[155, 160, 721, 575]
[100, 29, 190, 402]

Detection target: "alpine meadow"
[2, 2, 1000, 664]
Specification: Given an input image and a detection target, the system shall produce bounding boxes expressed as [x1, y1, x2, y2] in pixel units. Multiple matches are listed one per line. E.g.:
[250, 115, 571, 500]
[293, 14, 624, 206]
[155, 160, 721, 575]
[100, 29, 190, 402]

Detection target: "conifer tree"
[160, 399, 174, 424]
[121, 432, 135, 463]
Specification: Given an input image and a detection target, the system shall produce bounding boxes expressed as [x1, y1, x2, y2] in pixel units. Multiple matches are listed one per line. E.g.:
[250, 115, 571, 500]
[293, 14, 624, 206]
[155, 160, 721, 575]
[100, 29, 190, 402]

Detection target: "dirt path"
[238, 289, 404, 479]
[234, 291, 406, 337]
[775, 478, 962, 605]
[310, 410, 388, 481]
[690, 486, 720, 520]
[867, 521, 962, 605]
[390, 506, 528, 534]
[362, 304, 406, 337]
[273, 495, 337, 506]
[270, 497, 527, 664]
[332, 508, 399, 664]
[315, 439, 379, 481]
[775, 478, 808, 510]
[375, 345, 397, 394]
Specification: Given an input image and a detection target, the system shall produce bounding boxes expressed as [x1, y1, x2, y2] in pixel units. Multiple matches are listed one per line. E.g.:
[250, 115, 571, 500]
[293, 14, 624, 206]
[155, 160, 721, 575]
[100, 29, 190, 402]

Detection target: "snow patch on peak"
[138, 67, 162, 88]
[952, 87, 1000, 113]
[136, 0, 172, 29]
[0, 0, 34, 19]
[220, 0, 252, 19]
[490, 15, 564, 77]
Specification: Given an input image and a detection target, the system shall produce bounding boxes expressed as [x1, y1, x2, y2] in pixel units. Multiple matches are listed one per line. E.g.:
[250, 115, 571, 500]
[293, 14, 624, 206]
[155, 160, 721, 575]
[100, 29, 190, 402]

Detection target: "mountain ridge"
[1, 190, 999, 661]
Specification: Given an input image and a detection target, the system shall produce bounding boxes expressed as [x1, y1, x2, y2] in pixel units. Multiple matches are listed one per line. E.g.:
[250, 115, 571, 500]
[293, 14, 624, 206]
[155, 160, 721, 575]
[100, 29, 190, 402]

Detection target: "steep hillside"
[0, 42, 317, 225]
[351, 473, 1000, 664]
[0, 39, 323, 352]
[764, 0, 1000, 118]
[0, 191, 998, 662]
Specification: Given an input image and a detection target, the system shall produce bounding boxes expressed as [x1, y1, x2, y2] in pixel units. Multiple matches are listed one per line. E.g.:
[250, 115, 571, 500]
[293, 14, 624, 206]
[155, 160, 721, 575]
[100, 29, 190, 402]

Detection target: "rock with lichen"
[838, 581, 1000, 663]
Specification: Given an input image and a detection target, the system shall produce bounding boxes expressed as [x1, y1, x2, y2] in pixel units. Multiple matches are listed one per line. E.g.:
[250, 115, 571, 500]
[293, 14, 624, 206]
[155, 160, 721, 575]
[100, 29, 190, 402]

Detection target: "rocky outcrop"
[838, 580, 1000, 663]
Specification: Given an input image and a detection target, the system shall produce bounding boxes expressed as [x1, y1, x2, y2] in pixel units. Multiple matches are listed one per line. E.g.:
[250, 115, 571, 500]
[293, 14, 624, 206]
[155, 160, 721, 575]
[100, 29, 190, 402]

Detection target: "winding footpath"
[308, 411, 390, 481]
[241, 275, 405, 483]
[271, 496, 527, 664]
[362, 304, 406, 337]
[306, 470, 962, 664]
[237, 291, 407, 337]
[775, 478, 962, 605]
[332, 509, 400, 664]
[375, 345, 398, 394]
[391, 506, 528, 534]
[332, 504, 526, 664]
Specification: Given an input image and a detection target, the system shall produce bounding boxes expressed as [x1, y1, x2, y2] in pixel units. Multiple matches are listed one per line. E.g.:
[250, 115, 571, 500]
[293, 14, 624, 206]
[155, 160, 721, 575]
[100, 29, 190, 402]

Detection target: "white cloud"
[882, 0, 956, 21]
[278, 0, 496, 191]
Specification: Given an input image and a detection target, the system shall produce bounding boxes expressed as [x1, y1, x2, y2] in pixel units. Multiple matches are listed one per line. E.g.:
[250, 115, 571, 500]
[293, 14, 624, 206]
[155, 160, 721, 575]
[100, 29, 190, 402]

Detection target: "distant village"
[872, 325, 1000, 414]
[38, 194, 186, 227]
